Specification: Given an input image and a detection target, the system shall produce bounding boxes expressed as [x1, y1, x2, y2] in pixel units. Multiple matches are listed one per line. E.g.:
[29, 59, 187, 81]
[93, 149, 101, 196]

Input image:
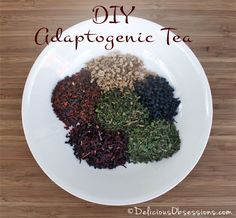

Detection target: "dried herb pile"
[86, 52, 151, 91]
[51, 69, 101, 128]
[96, 89, 148, 132]
[128, 120, 180, 163]
[51, 52, 181, 169]
[66, 124, 128, 169]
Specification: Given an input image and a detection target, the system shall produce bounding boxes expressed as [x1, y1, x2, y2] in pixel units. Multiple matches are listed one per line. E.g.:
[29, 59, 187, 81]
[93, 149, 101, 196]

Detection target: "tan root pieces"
[85, 52, 151, 91]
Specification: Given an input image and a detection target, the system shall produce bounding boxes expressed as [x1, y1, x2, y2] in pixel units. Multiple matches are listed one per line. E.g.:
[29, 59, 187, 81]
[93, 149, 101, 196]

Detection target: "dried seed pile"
[51, 52, 181, 169]
[86, 52, 149, 91]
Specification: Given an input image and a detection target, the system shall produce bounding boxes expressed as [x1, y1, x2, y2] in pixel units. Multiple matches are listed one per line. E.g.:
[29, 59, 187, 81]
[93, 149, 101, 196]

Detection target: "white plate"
[22, 16, 212, 205]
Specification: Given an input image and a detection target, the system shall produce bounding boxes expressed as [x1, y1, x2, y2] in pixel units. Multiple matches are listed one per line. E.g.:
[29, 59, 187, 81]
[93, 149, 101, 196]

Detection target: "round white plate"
[22, 16, 212, 205]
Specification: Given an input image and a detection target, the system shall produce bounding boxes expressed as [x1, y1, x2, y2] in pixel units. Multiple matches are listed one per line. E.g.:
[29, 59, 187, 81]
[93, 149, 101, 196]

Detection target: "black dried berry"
[134, 75, 180, 122]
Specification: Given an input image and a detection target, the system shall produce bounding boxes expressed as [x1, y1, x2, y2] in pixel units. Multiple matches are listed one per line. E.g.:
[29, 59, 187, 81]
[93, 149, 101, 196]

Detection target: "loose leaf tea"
[128, 120, 180, 163]
[96, 89, 149, 132]
[66, 124, 129, 169]
[51, 53, 181, 169]
[134, 75, 181, 122]
[51, 69, 101, 128]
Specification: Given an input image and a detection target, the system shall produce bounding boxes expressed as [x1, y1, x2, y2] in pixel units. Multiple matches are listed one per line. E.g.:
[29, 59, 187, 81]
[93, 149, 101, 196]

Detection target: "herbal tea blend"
[51, 69, 101, 128]
[96, 89, 149, 132]
[85, 52, 150, 91]
[66, 124, 129, 169]
[128, 120, 180, 163]
[51, 52, 181, 169]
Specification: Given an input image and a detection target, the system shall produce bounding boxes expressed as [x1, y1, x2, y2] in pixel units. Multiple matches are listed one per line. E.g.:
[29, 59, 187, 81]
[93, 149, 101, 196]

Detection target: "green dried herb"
[128, 120, 180, 163]
[96, 89, 149, 132]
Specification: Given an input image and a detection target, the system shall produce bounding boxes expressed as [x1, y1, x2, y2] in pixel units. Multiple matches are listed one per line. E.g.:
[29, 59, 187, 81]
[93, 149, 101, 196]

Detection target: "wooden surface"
[0, 0, 236, 217]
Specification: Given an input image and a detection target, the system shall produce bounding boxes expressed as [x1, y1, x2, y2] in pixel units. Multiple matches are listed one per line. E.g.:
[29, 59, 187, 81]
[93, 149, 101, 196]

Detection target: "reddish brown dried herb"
[66, 124, 129, 169]
[51, 69, 101, 128]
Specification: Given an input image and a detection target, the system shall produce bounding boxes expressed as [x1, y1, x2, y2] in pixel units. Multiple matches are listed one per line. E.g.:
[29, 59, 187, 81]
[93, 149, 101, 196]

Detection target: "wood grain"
[0, 0, 236, 217]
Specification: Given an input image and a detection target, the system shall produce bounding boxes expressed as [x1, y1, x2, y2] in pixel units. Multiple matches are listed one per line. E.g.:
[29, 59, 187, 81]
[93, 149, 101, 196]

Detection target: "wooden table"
[0, 0, 235, 217]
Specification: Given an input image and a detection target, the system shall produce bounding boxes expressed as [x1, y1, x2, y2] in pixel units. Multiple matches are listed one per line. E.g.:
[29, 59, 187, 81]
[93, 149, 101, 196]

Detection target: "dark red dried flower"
[66, 124, 129, 169]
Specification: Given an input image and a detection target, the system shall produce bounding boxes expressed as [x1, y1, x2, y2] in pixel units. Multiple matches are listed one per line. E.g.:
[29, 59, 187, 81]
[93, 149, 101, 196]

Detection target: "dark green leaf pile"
[128, 120, 180, 163]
